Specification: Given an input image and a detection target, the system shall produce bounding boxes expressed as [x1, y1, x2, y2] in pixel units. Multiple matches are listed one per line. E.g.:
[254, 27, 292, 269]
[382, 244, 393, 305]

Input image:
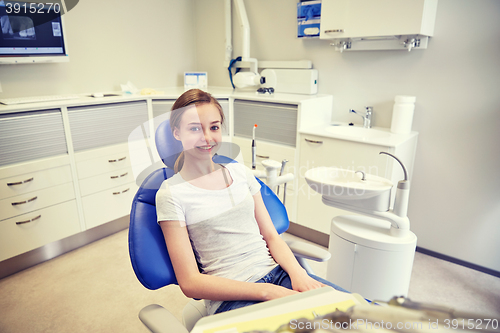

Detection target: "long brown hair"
[170, 89, 225, 173]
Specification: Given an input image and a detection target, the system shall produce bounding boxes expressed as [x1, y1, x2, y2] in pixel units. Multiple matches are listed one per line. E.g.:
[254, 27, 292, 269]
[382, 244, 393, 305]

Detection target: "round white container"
[391, 95, 416, 134]
[326, 215, 417, 300]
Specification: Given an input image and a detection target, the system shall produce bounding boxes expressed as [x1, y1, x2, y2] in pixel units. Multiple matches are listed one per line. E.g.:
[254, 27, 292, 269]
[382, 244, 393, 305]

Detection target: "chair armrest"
[139, 304, 189, 333]
[286, 240, 331, 262]
[182, 300, 208, 332]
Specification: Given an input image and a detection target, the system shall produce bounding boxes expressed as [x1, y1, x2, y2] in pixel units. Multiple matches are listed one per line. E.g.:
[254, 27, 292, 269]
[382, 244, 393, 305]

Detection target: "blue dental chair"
[128, 119, 330, 333]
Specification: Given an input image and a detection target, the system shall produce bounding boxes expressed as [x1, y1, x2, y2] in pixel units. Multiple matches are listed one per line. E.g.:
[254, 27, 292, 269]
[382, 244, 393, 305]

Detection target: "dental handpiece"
[252, 124, 257, 169]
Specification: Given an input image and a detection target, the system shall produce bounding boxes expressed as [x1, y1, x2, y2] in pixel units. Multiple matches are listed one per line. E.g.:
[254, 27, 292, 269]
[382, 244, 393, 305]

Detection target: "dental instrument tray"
[239, 296, 500, 333]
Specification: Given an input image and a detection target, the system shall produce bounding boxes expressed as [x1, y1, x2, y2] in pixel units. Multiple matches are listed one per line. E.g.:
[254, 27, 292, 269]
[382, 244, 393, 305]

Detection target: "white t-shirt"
[156, 162, 277, 314]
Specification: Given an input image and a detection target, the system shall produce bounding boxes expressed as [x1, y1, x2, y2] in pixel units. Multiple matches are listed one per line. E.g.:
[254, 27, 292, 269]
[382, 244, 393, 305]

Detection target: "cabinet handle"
[7, 177, 34, 186]
[11, 196, 38, 206]
[110, 172, 128, 179]
[256, 154, 270, 159]
[108, 156, 127, 163]
[325, 29, 344, 33]
[304, 138, 323, 144]
[113, 188, 130, 195]
[16, 214, 41, 225]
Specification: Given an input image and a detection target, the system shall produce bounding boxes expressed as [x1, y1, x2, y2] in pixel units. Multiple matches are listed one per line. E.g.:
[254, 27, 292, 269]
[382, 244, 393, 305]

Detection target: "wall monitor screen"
[0, 1, 69, 64]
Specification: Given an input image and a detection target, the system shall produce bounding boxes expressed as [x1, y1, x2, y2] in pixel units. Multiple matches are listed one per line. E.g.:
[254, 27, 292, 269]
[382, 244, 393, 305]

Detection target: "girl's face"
[173, 103, 222, 161]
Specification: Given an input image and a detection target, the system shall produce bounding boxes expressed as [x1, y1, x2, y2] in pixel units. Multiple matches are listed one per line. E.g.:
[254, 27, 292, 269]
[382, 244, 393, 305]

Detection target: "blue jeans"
[214, 265, 349, 314]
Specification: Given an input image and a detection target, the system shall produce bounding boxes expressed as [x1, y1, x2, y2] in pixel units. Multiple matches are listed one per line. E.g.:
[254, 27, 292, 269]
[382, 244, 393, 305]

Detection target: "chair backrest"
[129, 119, 289, 290]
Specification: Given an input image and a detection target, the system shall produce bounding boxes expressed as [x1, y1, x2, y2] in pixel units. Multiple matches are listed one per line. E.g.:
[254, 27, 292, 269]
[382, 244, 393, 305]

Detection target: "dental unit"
[305, 152, 417, 300]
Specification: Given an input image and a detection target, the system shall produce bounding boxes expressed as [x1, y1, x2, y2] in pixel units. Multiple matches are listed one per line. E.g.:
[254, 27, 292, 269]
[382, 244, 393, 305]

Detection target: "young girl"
[156, 89, 346, 315]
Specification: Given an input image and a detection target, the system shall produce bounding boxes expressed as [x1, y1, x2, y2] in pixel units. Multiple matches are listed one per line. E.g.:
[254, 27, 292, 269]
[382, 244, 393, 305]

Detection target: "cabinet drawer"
[68, 101, 149, 152]
[0, 200, 80, 261]
[74, 142, 148, 180]
[232, 136, 296, 175]
[79, 166, 135, 197]
[299, 134, 389, 176]
[76, 149, 131, 180]
[234, 100, 297, 147]
[82, 182, 138, 229]
[0, 182, 75, 221]
[0, 165, 72, 201]
[0, 109, 67, 167]
[74, 142, 130, 163]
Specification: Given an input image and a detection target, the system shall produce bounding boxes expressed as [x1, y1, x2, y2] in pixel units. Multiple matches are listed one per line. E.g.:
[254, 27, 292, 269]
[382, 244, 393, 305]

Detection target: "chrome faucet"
[349, 106, 373, 128]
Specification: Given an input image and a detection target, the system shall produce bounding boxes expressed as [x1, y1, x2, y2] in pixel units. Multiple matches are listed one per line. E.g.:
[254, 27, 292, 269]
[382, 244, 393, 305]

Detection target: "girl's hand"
[261, 283, 298, 301]
[291, 273, 326, 292]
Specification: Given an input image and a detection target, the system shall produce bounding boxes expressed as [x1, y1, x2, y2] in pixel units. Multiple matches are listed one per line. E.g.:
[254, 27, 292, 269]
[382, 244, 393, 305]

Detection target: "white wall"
[0, 0, 197, 97]
[194, 0, 500, 272]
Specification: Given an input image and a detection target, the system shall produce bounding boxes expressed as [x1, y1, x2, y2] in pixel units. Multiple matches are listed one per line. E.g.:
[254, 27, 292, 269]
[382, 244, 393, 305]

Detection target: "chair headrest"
[155, 119, 183, 169]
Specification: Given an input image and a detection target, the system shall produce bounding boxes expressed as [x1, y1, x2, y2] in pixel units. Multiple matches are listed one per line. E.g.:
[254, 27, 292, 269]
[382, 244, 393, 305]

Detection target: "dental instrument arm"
[276, 159, 288, 196]
[380, 151, 410, 218]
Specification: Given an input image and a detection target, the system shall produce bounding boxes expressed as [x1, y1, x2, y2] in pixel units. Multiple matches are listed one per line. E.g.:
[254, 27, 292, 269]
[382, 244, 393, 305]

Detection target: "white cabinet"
[320, 0, 437, 39]
[296, 132, 417, 234]
[320, 0, 438, 51]
[74, 143, 141, 229]
[68, 100, 149, 230]
[0, 109, 80, 262]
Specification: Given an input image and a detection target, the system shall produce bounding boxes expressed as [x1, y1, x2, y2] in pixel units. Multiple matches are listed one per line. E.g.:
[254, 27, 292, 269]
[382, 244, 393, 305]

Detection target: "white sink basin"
[305, 167, 393, 211]
[326, 125, 391, 139]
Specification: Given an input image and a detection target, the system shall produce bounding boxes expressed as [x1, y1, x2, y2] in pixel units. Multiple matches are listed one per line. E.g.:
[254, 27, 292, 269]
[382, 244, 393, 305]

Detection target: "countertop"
[300, 123, 418, 147]
[0, 86, 333, 115]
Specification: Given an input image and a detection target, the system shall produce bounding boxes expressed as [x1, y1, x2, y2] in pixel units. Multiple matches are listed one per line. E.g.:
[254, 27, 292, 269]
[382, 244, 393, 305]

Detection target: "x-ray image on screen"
[1, 15, 36, 40]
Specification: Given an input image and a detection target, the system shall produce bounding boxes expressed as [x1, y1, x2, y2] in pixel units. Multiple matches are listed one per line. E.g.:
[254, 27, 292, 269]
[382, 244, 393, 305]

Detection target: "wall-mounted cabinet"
[320, 0, 438, 51]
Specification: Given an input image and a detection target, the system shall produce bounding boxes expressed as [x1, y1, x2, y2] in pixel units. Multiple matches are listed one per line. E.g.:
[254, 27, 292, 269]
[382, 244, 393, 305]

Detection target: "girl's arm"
[159, 220, 297, 302]
[252, 192, 326, 292]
